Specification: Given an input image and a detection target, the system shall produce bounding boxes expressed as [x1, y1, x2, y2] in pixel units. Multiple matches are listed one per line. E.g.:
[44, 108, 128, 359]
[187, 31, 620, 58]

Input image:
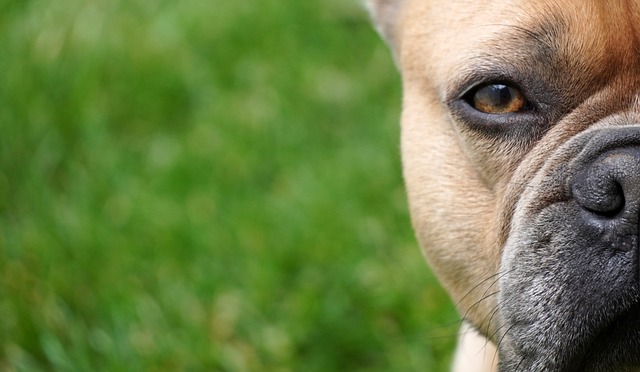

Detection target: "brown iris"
[472, 84, 525, 114]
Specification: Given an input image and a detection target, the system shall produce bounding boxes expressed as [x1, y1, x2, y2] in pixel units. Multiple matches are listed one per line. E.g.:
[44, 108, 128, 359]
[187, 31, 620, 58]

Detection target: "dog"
[369, 1, 640, 371]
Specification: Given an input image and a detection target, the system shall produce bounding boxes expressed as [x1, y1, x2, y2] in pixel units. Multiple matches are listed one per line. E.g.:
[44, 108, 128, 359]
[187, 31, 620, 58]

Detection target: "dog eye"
[467, 83, 526, 114]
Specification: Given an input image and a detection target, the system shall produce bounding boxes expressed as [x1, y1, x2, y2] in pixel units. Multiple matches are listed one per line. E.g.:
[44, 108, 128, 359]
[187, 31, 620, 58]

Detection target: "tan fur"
[366, 0, 405, 49]
[369, 0, 640, 369]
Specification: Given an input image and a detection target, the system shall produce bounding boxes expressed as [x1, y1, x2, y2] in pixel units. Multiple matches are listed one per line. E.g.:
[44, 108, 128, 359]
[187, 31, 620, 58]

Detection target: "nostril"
[572, 173, 625, 218]
[570, 148, 640, 219]
[577, 185, 624, 217]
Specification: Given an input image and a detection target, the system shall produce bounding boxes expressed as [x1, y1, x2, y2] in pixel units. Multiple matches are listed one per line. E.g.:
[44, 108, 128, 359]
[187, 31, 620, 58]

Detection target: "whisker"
[478, 304, 501, 339]
[454, 271, 505, 309]
[456, 269, 513, 326]
[514, 354, 526, 372]
[492, 323, 517, 368]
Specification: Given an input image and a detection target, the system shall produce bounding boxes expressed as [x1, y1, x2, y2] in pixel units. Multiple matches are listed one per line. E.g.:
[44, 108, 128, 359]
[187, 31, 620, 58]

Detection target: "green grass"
[0, 0, 458, 370]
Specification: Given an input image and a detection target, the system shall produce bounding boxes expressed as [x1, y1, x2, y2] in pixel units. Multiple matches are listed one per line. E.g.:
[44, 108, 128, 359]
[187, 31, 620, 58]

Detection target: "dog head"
[370, 0, 640, 370]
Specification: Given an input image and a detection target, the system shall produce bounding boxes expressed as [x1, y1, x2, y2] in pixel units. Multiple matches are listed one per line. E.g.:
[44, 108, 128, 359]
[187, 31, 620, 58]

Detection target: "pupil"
[493, 85, 511, 105]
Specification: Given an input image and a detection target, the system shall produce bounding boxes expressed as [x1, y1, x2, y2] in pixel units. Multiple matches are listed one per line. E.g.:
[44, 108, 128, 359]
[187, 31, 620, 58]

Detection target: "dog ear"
[367, 0, 404, 50]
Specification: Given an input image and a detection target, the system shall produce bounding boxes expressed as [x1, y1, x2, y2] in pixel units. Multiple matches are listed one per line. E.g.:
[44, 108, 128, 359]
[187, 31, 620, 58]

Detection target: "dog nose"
[571, 148, 640, 218]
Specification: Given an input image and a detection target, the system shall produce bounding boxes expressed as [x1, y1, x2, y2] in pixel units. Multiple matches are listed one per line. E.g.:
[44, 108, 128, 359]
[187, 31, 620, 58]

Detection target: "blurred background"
[0, 0, 458, 370]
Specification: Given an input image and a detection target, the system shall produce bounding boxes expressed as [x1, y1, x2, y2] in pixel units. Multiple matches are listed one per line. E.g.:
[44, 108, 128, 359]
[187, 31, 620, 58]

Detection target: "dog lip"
[503, 315, 638, 371]
[513, 300, 640, 371]
[573, 301, 640, 370]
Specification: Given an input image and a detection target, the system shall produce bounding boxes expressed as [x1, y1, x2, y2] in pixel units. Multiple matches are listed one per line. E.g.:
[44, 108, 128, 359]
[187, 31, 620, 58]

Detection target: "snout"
[499, 126, 640, 371]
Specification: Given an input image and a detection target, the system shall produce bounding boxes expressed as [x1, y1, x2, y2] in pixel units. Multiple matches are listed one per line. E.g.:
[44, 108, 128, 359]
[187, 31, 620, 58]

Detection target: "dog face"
[370, 0, 640, 370]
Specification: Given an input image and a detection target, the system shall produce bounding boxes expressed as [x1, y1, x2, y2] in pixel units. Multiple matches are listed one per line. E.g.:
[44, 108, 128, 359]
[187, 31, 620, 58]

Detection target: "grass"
[0, 0, 458, 370]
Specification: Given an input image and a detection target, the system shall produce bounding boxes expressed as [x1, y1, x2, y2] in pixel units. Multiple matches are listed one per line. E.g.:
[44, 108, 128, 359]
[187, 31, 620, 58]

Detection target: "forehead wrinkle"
[454, 12, 570, 79]
[443, 19, 567, 103]
[499, 12, 568, 66]
[501, 22, 563, 58]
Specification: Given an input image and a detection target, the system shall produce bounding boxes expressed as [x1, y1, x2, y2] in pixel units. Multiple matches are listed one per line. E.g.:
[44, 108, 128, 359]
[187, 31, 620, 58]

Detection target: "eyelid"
[443, 65, 524, 103]
[443, 71, 502, 102]
[457, 79, 523, 101]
